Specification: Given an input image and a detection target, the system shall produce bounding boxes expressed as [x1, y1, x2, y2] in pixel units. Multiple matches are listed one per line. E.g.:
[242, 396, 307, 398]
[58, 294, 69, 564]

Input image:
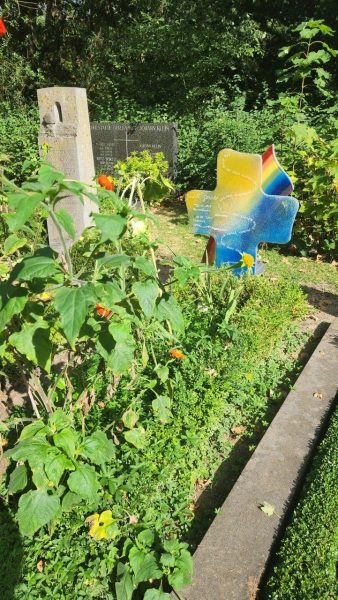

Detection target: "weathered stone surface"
[90, 122, 178, 177]
[175, 318, 338, 600]
[37, 87, 97, 251]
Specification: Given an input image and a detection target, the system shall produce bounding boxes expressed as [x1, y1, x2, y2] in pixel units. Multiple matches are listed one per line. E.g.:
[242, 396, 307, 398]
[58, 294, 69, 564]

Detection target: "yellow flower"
[86, 510, 117, 540]
[38, 291, 53, 302]
[241, 253, 254, 269]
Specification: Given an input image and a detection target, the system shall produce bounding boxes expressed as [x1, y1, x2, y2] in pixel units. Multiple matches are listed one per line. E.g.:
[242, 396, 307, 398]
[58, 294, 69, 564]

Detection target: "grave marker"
[37, 87, 97, 252]
[90, 122, 178, 177]
[186, 145, 298, 275]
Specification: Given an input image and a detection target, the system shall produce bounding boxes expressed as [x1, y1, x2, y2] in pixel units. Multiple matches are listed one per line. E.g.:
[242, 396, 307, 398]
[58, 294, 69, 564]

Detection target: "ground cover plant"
[262, 404, 338, 599]
[0, 161, 309, 599]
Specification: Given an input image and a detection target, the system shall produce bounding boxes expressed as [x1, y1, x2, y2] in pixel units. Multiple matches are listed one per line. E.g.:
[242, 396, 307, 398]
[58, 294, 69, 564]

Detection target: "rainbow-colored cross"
[186, 145, 299, 275]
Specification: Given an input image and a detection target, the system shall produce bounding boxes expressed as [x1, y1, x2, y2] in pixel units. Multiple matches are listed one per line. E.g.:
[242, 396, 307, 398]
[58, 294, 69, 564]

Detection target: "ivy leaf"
[124, 427, 146, 449]
[8, 464, 28, 495]
[156, 294, 184, 332]
[132, 280, 160, 318]
[6, 192, 43, 231]
[9, 320, 52, 372]
[54, 285, 93, 347]
[259, 501, 276, 517]
[55, 208, 76, 240]
[17, 490, 60, 536]
[80, 431, 115, 465]
[4, 234, 27, 255]
[129, 547, 162, 586]
[93, 214, 126, 243]
[67, 465, 100, 500]
[168, 550, 193, 590]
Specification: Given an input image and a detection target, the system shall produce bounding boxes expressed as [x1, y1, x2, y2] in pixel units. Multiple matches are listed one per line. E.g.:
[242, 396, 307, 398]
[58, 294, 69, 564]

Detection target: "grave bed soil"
[0, 275, 310, 599]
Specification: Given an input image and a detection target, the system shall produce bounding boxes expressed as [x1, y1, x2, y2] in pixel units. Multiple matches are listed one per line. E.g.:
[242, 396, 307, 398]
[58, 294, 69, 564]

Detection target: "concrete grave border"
[174, 318, 338, 600]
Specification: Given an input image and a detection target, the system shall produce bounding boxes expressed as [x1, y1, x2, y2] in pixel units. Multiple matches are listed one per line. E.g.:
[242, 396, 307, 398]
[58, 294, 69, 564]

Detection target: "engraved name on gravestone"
[90, 122, 178, 177]
[37, 87, 97, 252]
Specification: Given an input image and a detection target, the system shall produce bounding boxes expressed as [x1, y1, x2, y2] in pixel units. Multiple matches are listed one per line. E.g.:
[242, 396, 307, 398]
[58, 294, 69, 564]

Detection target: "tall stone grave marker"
[37, 87, 97, 252]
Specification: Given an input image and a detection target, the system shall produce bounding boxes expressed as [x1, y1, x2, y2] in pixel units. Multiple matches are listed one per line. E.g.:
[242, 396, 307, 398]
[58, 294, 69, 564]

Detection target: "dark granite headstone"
[90, 122, 178, 178]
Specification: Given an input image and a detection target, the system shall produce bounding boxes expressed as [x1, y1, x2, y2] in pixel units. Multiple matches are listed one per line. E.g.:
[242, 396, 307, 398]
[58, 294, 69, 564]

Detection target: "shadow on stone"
[0, 499, 23, 600]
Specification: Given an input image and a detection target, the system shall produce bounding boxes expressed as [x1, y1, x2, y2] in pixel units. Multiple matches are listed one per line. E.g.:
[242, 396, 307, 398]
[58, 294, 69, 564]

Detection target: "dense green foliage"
[263, 405, 338, 599]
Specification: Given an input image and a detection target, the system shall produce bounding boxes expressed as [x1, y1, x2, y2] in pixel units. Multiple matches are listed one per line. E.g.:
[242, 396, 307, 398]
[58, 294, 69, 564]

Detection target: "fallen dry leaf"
[231, 425, 246, 435]
[282, 257, 290, 264]
[313, 391, 323, 400]
[129, 515, 138, 524]
[37, 559, 45, 572]
[259, 501, 275, 517]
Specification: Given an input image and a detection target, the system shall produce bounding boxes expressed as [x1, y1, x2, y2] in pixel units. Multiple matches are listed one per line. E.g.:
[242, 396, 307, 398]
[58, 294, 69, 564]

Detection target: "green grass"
[262, 404, 338, 600]
[151, 200, 338, 292]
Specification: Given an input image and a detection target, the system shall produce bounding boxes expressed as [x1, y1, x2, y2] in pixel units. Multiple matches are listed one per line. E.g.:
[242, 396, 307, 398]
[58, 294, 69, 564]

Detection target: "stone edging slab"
[174, 318, 338, 600]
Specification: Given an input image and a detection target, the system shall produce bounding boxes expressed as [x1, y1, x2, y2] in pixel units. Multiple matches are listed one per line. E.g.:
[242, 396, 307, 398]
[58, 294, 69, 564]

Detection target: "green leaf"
[93, 214, 126, 243]
[67, 465, 100, 500]
[95, 281, 126, 305]
[4, 234, 27, 255]
[152, 396, 172, 424]
[168, 550, 193, 590]
[155, 365, 169, 383]
[143, 590, 170, 600]
[110, 342, 135, 375]
[19, 420, 49, 441]
[156, 295, 184, 332]
[62, 491, 82, 512]
[109, 320, 132, 344]
[54, 285, 93, 346]
[260, 501, 275, 517]
[80, 431, 115, 465]
[6, 192, 43, 231]
[137, 529, 155, 548]
[6, 438, 50, 464]
[132, 280, 160, 318]
[134, 256, 157, 277]
[44, 452, 74, 486]
[115, 571, 134, 600]
[53, 427, 79, 459]
[124, 427, 146, 449]
[129, 547, 162, 585]
[97, 254, 131, 270]
[0, 289, 28, 330]
[55, 208, 76, 240]
[9, 320, 52, 371]
[8, 464, 28, 494]
[16, 255, 61, 281]
[38, 164, 64, 189]
[49, 409, 72, 432]
[122, 408, 139, 430]
[17, 490, 60, 536]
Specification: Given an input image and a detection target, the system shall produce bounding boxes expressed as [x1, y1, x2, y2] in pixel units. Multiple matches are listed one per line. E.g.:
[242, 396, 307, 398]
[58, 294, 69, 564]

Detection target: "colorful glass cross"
[185, 145, 299, 275]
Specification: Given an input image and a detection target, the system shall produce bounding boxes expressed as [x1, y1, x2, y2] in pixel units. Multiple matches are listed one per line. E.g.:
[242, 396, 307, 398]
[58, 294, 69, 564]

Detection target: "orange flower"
[98, 174, 115, 191]
[169, 348, 187, 360]
[95, 304, 112, 318]
[0, 18, 7, 37]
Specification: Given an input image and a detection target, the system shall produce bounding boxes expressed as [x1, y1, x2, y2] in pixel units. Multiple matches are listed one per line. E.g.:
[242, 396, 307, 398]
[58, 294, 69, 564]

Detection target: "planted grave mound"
[0, 162, 308, 599]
